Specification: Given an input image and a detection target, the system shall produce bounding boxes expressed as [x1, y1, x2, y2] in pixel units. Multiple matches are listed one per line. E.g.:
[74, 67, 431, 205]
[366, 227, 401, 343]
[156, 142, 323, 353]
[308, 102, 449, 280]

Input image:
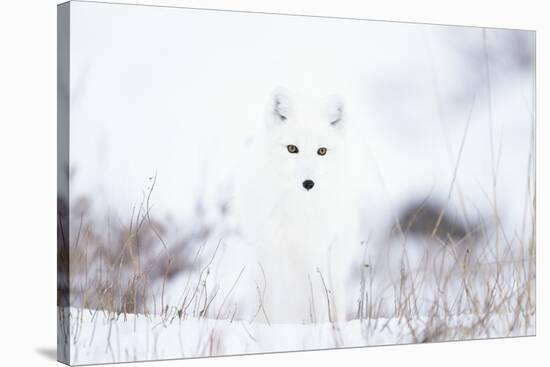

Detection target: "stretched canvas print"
[57, 1, 536, 365]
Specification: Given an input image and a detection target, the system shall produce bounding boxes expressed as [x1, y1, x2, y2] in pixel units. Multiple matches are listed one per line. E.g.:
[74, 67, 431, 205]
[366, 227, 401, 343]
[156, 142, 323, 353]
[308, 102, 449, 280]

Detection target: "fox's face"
[263, 88, 348, 193]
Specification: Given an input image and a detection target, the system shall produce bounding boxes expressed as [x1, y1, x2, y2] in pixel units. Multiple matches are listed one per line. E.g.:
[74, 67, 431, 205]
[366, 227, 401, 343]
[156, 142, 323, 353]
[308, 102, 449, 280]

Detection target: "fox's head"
[263, 88, 349, 193]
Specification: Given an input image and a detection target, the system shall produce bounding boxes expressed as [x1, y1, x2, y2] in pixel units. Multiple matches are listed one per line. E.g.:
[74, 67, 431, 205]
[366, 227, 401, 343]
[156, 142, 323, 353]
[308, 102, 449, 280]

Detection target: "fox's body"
[233, 89, 359, 323]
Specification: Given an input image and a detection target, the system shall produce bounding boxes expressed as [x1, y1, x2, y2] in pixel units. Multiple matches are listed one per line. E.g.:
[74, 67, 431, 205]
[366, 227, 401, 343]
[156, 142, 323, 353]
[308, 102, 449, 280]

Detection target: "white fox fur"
[232, 88, 360, 323]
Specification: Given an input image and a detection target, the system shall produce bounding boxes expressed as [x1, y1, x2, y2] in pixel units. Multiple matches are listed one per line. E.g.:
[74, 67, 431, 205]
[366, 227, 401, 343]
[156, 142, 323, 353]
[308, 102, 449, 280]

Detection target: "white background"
[0, 0, 545, 366]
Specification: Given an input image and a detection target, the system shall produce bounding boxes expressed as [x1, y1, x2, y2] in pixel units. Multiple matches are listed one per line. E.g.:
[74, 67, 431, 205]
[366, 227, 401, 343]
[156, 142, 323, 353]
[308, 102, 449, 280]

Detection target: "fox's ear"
[328, 98, 345, 129]
[271, 88, 290, 124]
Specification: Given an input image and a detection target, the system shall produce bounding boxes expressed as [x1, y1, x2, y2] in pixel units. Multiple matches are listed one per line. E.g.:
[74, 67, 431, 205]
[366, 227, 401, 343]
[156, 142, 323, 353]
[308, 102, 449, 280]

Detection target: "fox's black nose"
[302, 180, 315, 191]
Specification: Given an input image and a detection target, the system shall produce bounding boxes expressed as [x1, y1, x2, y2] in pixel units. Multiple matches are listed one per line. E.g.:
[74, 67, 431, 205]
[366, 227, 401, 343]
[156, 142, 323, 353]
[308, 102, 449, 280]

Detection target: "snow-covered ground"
[64, 306, 533, 365]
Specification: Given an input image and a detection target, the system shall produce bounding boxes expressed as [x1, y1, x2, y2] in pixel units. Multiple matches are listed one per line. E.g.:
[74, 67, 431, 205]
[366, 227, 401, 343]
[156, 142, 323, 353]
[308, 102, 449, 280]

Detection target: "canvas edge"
[57, 1, 71, 365]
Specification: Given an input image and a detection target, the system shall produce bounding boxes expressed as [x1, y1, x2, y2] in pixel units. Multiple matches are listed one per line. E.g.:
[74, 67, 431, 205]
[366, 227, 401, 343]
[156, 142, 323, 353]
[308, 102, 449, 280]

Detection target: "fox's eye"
[287, 145, 299, 154]
[317, 147, 327, 156]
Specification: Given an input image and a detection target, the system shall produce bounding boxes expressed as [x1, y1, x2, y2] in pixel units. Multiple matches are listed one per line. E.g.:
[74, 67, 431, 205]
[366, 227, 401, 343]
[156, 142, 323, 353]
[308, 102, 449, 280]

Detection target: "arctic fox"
[233, 88, 360, 324]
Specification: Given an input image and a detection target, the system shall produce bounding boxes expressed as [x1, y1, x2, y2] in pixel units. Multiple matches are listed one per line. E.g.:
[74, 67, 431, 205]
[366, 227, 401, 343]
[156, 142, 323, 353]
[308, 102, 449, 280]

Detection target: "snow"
[65, 307, 534, 365]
